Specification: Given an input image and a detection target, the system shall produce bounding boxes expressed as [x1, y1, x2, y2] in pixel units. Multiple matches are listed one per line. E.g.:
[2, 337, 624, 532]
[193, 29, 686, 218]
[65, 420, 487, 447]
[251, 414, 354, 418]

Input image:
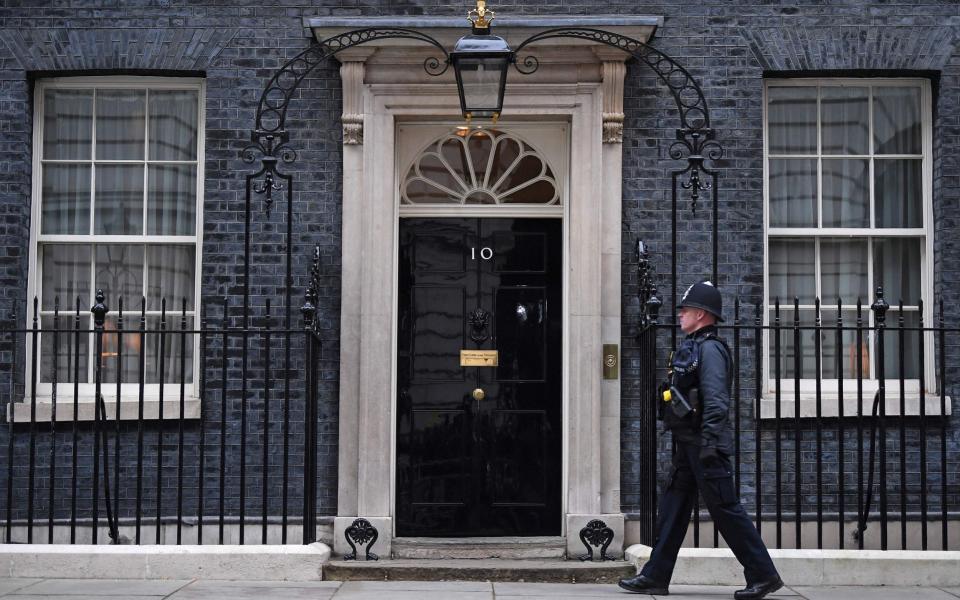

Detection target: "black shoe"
[617, 574, 669, 595]
[734, 576, 784, 600]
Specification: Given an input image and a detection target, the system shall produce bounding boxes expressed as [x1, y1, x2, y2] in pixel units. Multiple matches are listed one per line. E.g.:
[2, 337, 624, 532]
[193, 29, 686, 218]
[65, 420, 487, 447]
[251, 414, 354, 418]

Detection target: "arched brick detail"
[0, 27, 238, 71]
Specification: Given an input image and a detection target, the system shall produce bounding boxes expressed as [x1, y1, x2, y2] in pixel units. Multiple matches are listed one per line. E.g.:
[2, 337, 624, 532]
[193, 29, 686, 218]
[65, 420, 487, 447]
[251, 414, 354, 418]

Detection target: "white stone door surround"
[306, 15, 662, 558]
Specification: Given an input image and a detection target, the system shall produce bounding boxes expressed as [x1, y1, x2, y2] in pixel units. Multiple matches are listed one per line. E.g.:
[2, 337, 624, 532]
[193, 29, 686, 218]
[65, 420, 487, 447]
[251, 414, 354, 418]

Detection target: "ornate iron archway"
[242, 23, 724, 545]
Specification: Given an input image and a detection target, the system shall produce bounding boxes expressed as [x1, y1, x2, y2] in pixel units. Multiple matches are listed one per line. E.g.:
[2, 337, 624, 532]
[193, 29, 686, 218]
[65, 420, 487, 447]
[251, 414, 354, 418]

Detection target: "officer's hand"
[698, 446, 722, 468]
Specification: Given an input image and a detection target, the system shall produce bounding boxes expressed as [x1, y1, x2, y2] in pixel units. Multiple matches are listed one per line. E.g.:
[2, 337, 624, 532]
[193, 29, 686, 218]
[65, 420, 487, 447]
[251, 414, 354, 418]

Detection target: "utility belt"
[657, 331, 722, 428]
[659, 383, 701, 429]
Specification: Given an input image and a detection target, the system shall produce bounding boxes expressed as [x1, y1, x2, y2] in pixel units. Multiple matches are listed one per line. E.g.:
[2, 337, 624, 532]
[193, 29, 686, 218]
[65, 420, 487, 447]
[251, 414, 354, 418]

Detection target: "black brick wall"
[0, 0, 956, 539]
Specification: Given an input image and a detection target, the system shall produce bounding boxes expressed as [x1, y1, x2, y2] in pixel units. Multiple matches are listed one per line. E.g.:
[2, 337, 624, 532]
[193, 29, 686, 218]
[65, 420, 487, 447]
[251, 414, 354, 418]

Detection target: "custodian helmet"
[678, 280, 724, 322]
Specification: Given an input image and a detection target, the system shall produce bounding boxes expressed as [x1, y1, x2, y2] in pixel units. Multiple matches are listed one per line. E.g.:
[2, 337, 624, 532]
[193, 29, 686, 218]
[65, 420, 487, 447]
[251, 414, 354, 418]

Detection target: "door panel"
[397, 217, 562, 537]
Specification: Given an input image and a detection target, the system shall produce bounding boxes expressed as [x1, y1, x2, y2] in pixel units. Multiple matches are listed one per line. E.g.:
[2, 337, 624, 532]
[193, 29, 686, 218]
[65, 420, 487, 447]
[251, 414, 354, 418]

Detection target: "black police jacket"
[663, 325, 734, 454]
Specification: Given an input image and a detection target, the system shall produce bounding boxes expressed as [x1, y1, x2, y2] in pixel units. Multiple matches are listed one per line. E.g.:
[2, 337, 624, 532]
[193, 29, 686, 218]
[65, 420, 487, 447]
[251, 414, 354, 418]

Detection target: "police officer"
[619, 281, 783, 599]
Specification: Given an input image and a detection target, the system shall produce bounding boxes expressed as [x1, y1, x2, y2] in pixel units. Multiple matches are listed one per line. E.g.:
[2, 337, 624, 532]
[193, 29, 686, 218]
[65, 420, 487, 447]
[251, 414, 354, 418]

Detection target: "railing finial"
[871, 286, 889, 326]
[90, 289, 108, 328]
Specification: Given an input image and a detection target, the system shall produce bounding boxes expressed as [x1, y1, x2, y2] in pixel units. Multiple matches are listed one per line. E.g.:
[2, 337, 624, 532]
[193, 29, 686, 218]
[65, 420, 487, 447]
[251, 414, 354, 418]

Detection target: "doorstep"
[322, 558, 635, 583]
[391, 536, 566, 560]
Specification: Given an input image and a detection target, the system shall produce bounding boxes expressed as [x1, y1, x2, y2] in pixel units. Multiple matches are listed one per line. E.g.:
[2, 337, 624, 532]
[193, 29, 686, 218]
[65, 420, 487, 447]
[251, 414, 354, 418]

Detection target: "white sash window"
[28, 77, 204, 403]
[764, 79, 934, 407]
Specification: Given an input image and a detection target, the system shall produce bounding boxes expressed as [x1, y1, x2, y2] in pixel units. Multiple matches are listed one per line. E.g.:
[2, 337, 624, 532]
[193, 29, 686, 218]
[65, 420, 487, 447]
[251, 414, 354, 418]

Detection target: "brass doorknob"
[472, 388, 485, 401]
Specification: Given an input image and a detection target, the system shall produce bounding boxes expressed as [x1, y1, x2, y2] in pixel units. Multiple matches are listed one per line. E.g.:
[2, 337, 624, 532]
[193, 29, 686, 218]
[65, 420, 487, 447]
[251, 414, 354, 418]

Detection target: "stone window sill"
[8, 398, 202, 423]
[758, 392, 951, 419]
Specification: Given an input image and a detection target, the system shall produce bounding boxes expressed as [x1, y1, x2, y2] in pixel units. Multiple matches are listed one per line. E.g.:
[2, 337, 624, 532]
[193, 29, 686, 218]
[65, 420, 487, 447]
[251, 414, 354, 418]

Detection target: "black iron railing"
[0, 290, 324, 545]
[636, 292, 959, 551]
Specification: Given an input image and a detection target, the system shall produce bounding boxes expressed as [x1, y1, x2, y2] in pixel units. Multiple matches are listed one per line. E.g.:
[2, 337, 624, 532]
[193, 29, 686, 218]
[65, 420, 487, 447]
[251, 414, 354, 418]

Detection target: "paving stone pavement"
[0, 579, 958, 599]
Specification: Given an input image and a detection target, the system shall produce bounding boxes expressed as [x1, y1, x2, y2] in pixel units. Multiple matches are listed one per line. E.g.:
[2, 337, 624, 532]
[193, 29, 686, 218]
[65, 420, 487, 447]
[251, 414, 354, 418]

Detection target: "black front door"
[396, 218, 562, 537]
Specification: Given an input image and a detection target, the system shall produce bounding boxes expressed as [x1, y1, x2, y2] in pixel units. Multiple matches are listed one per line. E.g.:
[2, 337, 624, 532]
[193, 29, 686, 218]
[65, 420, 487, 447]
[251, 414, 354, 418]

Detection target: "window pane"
[874, 86, 922, 155]
[770, 309, 817, 379]
[95, 245, 144, 308]
[144, 316, 193, 384]
[822, 158, 869, 228]
[769, 240, 816, 305]
[147, 164, 196, 235]
[821, 239, 868, 302]
[41, 244, 92, 310]
[149, 90, 199, 161]
[43, 89, 92, 160]
[873, 238, 922, 306]
[95, 164, 144, 235]
[42, 164, 91, 234]
[146, 246, 195, 311]
[95, 90, 145, 160]
[487, 136, 521, 186]
[882, 310, 920, 380]
[40, 315, 90, 385]
[767, 86, 817, 154]
[875, 159, 922, 228]
[821, 87, 868, 155]
[99, 314, 142, 385]
[821, 309, 870, 379]
[769, 159, 816, 227]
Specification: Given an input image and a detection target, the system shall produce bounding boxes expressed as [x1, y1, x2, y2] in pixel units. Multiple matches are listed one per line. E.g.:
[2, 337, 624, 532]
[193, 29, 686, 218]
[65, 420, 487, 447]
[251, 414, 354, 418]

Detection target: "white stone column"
[333, 48, 393, 560]
[565, 51, 629, 560]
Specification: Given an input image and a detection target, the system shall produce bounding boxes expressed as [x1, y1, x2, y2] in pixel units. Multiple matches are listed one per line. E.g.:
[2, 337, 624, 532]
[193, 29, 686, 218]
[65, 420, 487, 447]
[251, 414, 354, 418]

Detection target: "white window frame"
[24, 76, 205, 414]
[761, 77, 943, 416]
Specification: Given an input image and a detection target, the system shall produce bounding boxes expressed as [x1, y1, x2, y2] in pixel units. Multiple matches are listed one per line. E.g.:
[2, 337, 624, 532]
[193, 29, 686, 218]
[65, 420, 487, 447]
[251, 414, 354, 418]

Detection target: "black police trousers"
[640, 442, 778, 584]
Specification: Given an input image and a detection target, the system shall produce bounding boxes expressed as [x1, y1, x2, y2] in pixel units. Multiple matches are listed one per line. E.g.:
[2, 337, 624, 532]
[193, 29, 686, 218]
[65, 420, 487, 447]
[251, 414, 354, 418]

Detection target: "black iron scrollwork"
[243, 28, 450, 213]
[300, 245, 322, 337]
[669, 128, 723, 215]
[512, 27, 723, 210]
[468, 307, 491, 344]
[578, 519, 615, 561]
[344, 518, 379, 561]
[637, 240, 662, 333]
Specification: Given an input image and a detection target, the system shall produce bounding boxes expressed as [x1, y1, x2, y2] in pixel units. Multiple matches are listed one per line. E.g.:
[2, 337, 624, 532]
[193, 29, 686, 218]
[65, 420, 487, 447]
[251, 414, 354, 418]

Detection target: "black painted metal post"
[91, 290, 107, 544]
[733, 298, 741, 497]
[792, 298, 801, 549]
[918, 301, 928, 550]
[836, 300, 845, 549]
[198, 304, 207, 545]
[114, 299, 123, 543]
[5, 309, 16, 543]
[301, 250, 321, 545]
[897, 302, 907, 549]
[872, 287, 889, 550]
[814, 298, 823, 549]
[219, 297, 229, 544]
[177, 299, 188, 545]
[938, 300, 947, 550]
[636, 240, 662, 545]
[753, 303, 763, 534]
[70, 298, 81, 543]
[856, 299, 865, 550]
[262, 299, 272, 545]
[27, 297, 38, 544]
[135, 297, 146, 544]
[773, 299, 782, 548]
[156, 298, 167, 544]
[48, 298, 59, 543]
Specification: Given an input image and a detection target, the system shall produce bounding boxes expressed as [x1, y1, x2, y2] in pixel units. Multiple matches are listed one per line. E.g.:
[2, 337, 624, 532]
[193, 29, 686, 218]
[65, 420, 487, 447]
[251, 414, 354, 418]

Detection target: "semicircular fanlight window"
[401, 129, 560, 205]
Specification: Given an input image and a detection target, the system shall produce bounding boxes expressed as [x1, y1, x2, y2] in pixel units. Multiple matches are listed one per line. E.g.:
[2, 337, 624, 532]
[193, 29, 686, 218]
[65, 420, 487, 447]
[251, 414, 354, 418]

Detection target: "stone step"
[323, 558, 635, 583]
[391, 536, 566, 560]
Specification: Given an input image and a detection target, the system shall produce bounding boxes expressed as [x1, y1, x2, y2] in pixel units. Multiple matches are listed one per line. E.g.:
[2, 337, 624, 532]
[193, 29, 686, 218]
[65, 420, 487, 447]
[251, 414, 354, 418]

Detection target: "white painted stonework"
[625, 544, 960, 586]
[319, 18, 651, 557]
[0, 543, 331, 580]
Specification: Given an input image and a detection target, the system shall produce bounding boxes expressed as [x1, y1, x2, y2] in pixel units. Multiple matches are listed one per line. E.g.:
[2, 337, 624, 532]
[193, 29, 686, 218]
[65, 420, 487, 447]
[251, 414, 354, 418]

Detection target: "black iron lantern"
[450, 1, 513, 120]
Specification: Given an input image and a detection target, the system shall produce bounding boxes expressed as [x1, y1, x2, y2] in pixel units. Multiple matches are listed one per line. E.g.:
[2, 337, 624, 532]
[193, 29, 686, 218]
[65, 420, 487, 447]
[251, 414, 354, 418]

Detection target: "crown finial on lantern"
[468, 0, 495, 31]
